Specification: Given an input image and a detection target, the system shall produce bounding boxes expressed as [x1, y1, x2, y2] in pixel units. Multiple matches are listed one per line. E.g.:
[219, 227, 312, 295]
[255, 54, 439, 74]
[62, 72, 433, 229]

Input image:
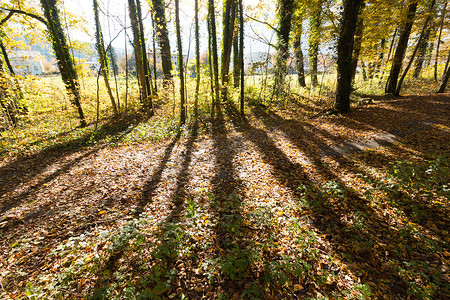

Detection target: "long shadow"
[224, 101, 449, 297]
[91, 127, 193, 297]
[133, 131, 181, 217]
[208, 109, 249, 294]
[246, 105, 448, 298]
[0, 117, 146, 220]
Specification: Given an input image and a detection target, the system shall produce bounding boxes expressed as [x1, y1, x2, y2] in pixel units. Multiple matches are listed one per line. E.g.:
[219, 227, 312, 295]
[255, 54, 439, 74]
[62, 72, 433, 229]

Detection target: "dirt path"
[1, 93, 449, 299]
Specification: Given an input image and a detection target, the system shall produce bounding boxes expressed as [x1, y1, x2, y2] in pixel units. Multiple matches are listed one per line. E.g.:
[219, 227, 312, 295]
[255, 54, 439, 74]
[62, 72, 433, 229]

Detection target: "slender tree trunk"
[175, 0, 185, 124]
[124, 3, 129, 113]
[350, 3, 365, 82]
[128, 0, 153, 113]
[413, 23, 433, 78]
[128, 0, 146, 101]
[152, 0, 173, 84]
[221, 0, 236, 94]
[335, 0, 364, 113]
[309, 3, 322, 87]
[395, 0, 435, 95]
[233, 26, 240, 88]
[93, 0, 118, 114]
[292, 6, 306, 87]
[434, 0, 447, 81]
[151, 11, 158, 94]
[208, 27, 215, 116]
[385, 0, 418, 95]
[438, 52, 450, 93]
[239, 0, 244, 114]
[194, 0, 200, 119]
[208, 0, 220, 114]
[0, 41, 23, 98]
[40, 0, 86, 126]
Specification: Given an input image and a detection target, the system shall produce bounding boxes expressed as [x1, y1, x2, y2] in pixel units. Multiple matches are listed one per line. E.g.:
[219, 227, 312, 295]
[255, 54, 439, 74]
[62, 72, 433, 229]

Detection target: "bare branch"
[0, 7, 47, 25]
[245, 14, 278, 33]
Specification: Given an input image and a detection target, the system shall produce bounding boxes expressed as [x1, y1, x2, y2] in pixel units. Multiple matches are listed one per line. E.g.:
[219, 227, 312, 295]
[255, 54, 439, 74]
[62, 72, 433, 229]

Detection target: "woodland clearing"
[0, 92, 449, 299]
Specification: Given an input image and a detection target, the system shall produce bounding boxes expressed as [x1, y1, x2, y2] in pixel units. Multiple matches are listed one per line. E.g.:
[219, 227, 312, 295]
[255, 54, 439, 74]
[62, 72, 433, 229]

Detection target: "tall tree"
[194, 0, 200, 118]
[395, 0, 436, 95]
[308, 1, 322, 87]
[208, 0, 220, 114]
[434, 0, 447, 81]
[292, 3, 306, 87]
[93, 0, 118, 114]
[335, 0, 364, 113]
[152, 0, 173, 84]
[273, 0, 294, 95]
[128, 0, 153, 113]
[174, 0, 185, 124]
[239, 0, 244, 114]
[350, 2, 365, 82]
[40, 0, 86, 126]
[221, 0, 236, 98]
[385, 0, 418, 95]
[232, 22, 240, 88]
[438, 51, 450, 93]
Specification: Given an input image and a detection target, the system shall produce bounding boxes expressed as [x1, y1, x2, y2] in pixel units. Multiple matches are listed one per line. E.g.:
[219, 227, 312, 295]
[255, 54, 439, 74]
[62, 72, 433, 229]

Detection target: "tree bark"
[309, 3, 322, 87]
[292, 6, 306, 87]
[385, 0, 418, 95]
[194, 0, 200, 119]
[438, 51, 450, 93]
[395, 0, 435, 95]
[239, 0, 244, 114]
[233, 25, 240, 88]
[273, 0, 294, 95]
[335, 0, 364, 113]
[208, 0, 220, 114]
[434, 0, 447, 81]
[152, 0, 173, 84]
[350, 2, 365, 82]
[128, 0, 153, 113]
[175, 0, 185, 124]
[221, 0, 236, 92]
[40, 0, 86, 126]
[93, 0, 118, 114]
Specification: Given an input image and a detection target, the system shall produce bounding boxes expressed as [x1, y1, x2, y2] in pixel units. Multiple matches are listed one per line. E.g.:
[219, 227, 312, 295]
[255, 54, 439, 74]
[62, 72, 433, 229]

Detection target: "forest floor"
[0, 93, 449, 299]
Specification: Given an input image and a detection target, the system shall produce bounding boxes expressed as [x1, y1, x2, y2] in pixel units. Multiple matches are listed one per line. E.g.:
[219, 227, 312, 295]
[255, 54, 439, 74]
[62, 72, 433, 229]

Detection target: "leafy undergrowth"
[0, 92, 449, 299]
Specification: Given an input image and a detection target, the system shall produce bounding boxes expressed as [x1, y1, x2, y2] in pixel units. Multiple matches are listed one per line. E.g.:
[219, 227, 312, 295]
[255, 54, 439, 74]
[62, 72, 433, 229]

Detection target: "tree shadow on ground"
[242, 101, 449, 298]
[0, 114, 146, 213]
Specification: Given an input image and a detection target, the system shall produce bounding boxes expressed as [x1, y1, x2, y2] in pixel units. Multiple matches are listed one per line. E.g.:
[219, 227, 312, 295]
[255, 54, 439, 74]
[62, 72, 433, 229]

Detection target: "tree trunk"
[350, 3, 365, 82]
[152, 0, 173, 84]
[438, 51, 450, 93]
[233, 27, 240, 88]
[0, 41, 23, 98]
[434, 0, 447, 81]
[208, 0, 220, 114]
[93, 0, 118, 114]
[239, 0, 244, 114]
[292, 6, 306, 87]
[395, 0, 435, 95]
[273, 0, 294, 95]
[413, 22, 433, 78]
[309, 3, 322, 87]
[40, 0, 86, 126]
[151, 11, 158, 94]
[136, 0, 154, 105]
[221, 0, 236, 93]
[335, 0, 364, 113]
[385, 0, 418, 95]
[194, 0, 200, 118]
[128, 0, 153, 113]
[175, 0, 185, 124]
